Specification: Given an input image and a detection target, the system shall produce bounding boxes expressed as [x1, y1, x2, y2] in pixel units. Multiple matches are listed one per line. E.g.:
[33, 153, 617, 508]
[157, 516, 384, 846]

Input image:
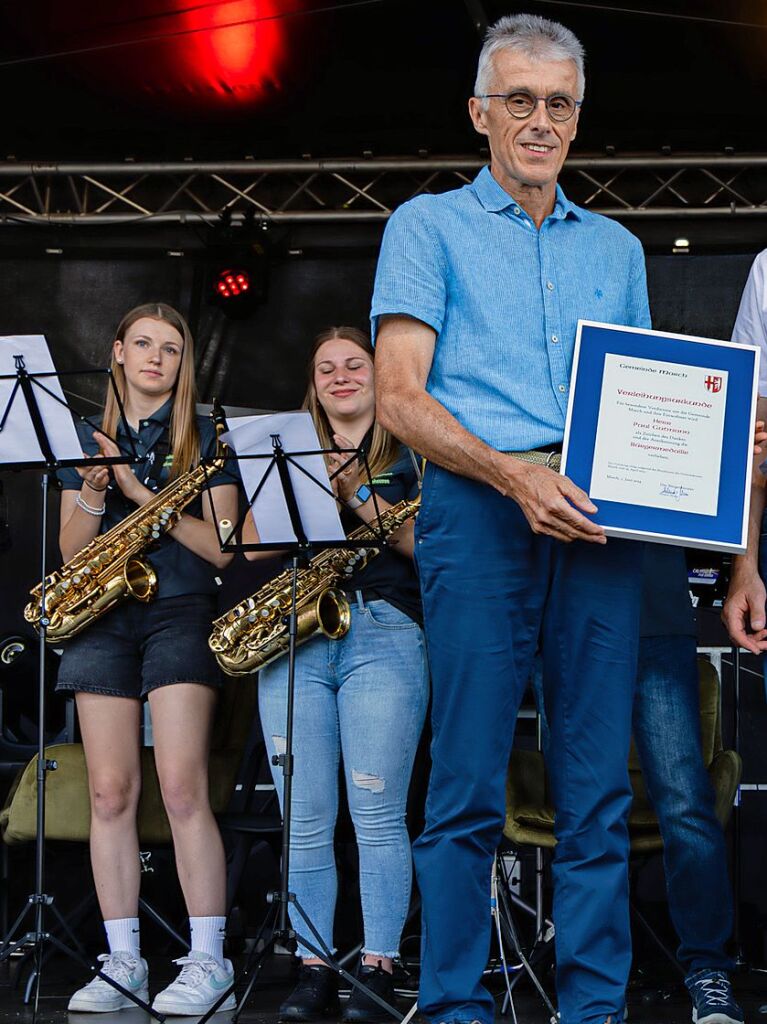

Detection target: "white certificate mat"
[222, 410, 345, 545]
[0, 334, 82, 466]
[561, 320, 759, 553]
[590, 353, 727, 517]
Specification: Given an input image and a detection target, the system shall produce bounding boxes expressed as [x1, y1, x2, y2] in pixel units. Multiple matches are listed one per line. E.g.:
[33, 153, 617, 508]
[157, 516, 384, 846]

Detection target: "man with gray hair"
[372, 13, 646, 1024]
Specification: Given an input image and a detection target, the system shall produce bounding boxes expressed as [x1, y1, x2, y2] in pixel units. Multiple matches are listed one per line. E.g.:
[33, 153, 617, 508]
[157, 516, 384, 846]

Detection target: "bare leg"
[148, 683, 226, 916]
[303, 956, 393, 973]
[75, 693, 142, 921]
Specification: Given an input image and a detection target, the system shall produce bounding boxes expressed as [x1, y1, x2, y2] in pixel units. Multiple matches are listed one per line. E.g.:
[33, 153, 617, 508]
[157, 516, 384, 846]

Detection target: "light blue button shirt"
[371, 165, 651, 451]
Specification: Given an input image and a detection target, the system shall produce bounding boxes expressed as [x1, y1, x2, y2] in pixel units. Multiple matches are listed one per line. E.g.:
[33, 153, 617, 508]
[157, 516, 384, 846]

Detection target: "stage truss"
[0, 155, 766, 225]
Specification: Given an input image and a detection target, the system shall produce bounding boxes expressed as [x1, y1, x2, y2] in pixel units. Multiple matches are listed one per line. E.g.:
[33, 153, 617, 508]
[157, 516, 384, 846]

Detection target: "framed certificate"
[561, 320, 760, 553]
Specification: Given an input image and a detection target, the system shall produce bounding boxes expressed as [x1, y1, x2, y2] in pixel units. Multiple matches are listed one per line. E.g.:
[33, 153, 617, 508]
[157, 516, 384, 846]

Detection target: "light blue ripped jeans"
[258, 595, 429, 959]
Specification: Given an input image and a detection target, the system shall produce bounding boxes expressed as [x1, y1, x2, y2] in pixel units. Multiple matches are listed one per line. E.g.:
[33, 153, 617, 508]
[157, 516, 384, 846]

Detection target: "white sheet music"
[221, 411, 346, 544]
[0, 335, 82, 466]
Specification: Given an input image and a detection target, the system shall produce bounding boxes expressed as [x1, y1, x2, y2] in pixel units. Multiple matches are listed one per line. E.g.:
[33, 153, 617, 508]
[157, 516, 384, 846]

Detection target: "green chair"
[1, 675, 255, 845]
[505, 656, 741, 850]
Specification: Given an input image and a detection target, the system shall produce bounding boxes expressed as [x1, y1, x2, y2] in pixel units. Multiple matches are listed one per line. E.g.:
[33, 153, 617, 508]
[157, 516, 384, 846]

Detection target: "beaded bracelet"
[76, 493, 106, 516]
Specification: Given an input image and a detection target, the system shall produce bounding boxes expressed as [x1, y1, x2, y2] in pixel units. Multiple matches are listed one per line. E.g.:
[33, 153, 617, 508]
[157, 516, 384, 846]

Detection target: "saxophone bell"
[314, 587, 351, 640]
[124, 558, 158, 603]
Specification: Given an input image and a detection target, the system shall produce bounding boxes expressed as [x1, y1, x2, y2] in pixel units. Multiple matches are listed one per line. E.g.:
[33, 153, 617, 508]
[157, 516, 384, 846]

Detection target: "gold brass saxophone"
[24, 415, 229, 643]
[209, 495, 420, 676]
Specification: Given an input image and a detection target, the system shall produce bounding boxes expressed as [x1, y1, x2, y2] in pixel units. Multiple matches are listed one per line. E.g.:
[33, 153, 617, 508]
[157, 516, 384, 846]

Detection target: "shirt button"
[558, 384, 567, 393]
[551, 334, 559, 344]
[513, 206, 521, 215]
[546, 281, 554, 291]
[142, 421, 149, 427]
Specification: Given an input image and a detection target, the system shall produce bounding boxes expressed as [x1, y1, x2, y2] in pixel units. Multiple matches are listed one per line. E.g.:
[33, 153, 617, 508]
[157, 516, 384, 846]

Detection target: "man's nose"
[528, 97, 553, 129]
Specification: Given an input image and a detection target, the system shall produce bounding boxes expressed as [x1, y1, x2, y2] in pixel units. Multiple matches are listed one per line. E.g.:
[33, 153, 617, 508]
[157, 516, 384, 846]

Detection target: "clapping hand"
[327, 434, 362, 503]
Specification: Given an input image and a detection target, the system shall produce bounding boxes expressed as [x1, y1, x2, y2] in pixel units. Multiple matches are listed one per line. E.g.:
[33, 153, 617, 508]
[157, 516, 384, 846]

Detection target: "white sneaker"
[151, 952, 236, 1015]
[68, 952, 149, 1012]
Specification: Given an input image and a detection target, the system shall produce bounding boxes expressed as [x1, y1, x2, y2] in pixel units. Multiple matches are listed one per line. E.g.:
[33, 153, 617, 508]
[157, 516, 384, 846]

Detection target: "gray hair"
[474, 14, 585, 108]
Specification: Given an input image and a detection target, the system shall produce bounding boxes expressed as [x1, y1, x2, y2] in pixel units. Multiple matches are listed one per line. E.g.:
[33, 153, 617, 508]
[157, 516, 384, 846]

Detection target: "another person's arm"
[723, 252, 767, 653]
[723, 399, 767, 653]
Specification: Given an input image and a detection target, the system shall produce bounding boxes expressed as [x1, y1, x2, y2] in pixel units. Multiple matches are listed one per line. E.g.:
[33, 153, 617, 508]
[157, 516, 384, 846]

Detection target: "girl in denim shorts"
[244, 327, 429, 1023]
[56, 303, 238, 1015]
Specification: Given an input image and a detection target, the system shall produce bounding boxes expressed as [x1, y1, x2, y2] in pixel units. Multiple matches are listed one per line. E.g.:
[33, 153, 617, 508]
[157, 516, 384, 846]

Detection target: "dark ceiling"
[0, 0, 766, 160]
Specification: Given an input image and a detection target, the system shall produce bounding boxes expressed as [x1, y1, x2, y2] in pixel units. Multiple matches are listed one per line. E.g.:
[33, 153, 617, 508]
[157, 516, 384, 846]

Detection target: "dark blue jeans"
[633, 635, 734, 976]
[535, 634, 734, 979]
[414, 464, 642, 1024]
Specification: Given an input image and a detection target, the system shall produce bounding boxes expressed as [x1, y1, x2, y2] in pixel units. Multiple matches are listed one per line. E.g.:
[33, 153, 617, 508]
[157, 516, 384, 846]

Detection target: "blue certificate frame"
[561, 320, 760, 552]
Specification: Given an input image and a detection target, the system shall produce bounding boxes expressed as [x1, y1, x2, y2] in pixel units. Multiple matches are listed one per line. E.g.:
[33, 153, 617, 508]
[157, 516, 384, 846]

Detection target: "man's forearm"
[732, 397, 767, 576]
[378, 384, 523, 496]
[733, 474, 766, 576]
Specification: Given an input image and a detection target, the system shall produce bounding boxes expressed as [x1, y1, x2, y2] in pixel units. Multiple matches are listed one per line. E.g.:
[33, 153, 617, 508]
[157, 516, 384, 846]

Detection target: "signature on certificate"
[660, 482, 692, 500]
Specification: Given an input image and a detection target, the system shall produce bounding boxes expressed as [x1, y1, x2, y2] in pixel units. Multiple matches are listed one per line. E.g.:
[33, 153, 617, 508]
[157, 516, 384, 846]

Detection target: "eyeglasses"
[477, 90, 582, 123]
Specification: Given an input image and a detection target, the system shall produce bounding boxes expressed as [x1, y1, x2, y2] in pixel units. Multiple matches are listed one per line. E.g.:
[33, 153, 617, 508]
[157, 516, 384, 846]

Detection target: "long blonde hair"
[101, 303, 200, 480]
[303, 326, 399, 480]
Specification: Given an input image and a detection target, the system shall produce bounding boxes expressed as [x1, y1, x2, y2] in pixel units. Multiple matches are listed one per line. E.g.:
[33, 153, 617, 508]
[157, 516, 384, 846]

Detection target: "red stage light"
[215, 267, 251, 300]
[27, 0, 304, 114]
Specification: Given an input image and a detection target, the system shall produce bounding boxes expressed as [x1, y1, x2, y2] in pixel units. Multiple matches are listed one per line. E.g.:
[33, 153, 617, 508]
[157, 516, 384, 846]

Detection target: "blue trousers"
[414, 464, 643, 1024]
[536, 635, 734, 979]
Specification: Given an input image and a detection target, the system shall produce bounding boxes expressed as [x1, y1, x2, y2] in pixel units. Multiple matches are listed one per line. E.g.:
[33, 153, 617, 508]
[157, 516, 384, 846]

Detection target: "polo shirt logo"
[595, 288, 604, 299]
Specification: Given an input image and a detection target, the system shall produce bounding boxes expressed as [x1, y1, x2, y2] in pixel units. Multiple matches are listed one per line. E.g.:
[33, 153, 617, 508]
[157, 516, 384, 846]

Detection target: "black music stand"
[0, 342, 167, 1020]
[197, 426, 404, 1024]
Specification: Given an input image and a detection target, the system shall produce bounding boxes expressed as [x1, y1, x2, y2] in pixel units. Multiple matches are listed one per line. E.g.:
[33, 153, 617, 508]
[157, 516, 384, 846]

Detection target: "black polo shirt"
[337, 443, 423, 625]
[57, 397, 235, 599]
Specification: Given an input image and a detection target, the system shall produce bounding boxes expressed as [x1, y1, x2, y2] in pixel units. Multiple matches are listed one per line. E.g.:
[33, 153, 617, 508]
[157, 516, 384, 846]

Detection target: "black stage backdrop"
[1, 248, 767, 945]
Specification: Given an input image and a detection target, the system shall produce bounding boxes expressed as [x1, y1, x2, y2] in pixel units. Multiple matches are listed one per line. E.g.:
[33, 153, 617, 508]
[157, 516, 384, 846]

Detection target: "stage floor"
[1, 954, 767, 1024]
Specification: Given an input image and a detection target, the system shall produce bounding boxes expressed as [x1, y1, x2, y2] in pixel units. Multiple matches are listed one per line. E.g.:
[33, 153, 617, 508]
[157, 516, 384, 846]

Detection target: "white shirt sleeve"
[732, 250, 767, 396]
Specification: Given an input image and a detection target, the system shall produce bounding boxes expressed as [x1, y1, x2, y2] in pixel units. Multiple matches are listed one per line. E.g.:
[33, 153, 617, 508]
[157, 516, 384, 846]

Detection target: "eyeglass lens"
[505, 91, 577, 122]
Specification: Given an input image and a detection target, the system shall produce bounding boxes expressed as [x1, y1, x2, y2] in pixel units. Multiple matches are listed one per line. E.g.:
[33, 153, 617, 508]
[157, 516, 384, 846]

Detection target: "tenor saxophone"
[24, 414, 229, 643]
[209, 495, 420, 676]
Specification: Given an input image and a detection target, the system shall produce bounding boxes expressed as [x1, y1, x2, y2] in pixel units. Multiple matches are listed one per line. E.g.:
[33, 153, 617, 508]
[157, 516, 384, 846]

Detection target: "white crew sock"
[189, 916, 227, 964]
[104, 917, 140, 957]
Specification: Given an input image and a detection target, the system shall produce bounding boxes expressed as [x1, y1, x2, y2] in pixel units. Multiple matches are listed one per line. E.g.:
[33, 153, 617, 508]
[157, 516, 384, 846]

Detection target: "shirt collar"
[116, 395, 174, 436]
[471, 165, 582, 222]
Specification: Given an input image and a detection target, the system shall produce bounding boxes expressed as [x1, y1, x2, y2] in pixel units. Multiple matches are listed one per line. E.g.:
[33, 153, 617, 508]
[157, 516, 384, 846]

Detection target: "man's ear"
[468, 96, 490, 138]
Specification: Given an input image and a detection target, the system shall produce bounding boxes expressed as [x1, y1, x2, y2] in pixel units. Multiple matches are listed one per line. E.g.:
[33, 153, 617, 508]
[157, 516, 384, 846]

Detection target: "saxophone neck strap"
[145, 428, 171, 490]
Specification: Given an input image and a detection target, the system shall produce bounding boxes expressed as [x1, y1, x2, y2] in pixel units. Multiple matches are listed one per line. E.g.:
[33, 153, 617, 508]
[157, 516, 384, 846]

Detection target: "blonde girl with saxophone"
[55, 303, 238, 1015]
[244, 326, 429, 1024]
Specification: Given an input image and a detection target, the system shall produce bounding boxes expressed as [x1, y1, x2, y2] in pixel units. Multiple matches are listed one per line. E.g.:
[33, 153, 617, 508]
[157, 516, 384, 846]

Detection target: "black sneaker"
[279, 964, 340, 1022]
[342, 963, 395, 1023]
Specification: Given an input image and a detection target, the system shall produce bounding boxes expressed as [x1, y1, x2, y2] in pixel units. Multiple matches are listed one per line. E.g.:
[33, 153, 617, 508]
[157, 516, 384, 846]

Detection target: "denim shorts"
[55, 594, 222, 698]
